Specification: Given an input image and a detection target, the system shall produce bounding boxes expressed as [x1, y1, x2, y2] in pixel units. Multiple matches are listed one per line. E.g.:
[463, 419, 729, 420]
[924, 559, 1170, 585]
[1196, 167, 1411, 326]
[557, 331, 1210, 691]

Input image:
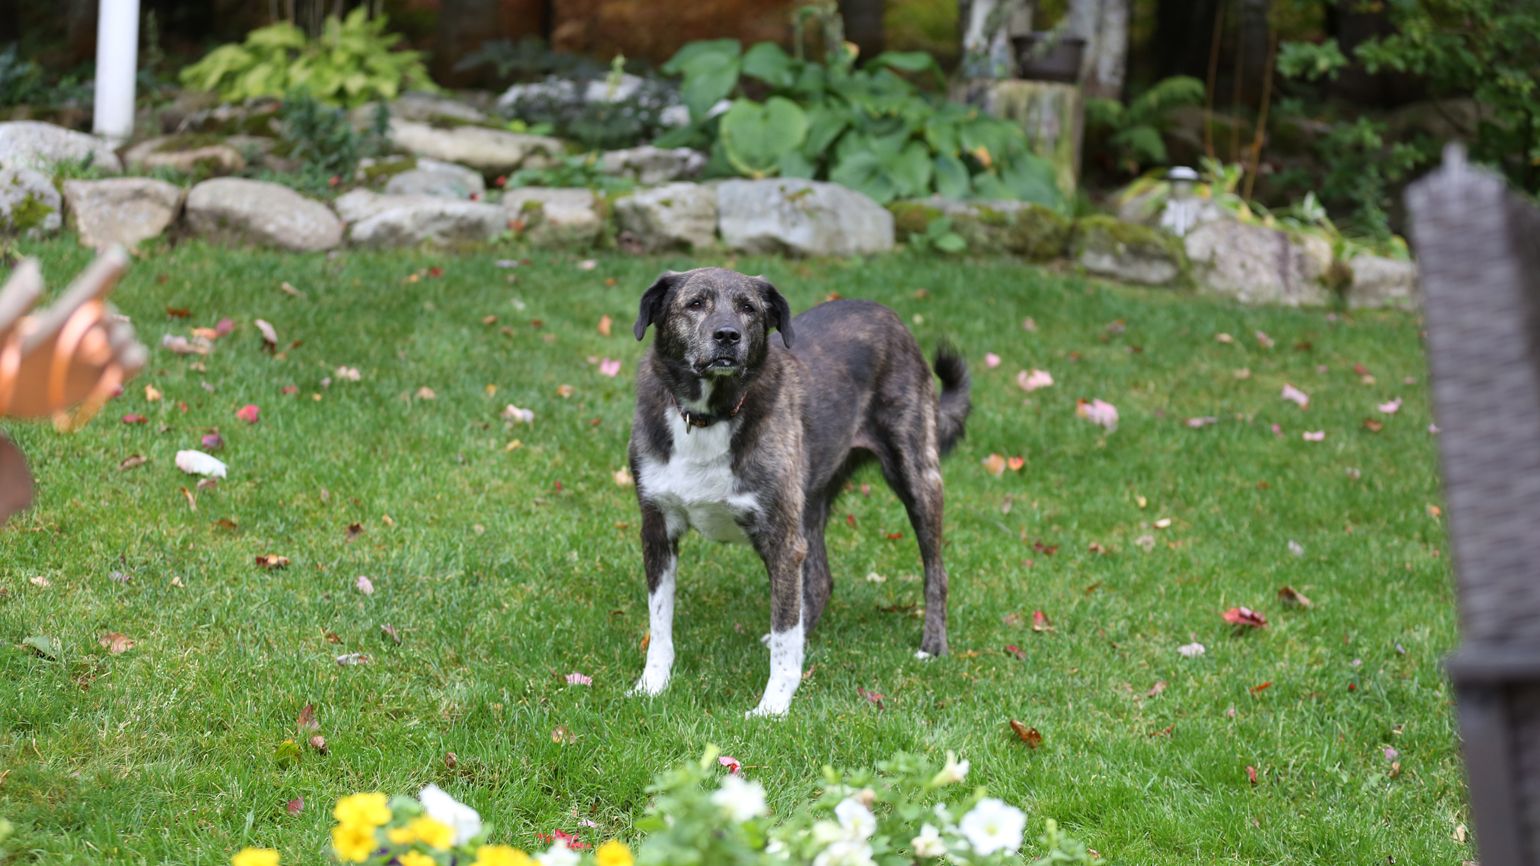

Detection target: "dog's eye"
[686, 298, 705, 310]
[738, 302, 755, 314]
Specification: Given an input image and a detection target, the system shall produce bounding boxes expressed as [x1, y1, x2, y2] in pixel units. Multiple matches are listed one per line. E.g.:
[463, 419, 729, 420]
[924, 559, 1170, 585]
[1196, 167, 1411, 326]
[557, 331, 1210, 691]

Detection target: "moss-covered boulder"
[1071, 215, 1187, 286]
[888, 198, 1071, 261]
[0, 166, 61, 237]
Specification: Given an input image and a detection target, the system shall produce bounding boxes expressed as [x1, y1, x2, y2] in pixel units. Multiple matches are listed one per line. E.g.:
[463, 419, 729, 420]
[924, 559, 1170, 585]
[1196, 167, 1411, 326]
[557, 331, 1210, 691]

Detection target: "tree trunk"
[839, 0, 885, 62]
[1066, 0, 1128, 100]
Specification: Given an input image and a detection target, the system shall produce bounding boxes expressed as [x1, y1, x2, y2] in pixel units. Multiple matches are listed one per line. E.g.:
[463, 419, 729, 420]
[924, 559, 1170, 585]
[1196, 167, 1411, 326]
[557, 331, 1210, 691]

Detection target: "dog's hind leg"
[879, 440, 950, 658]
[631, 503, 680, 697]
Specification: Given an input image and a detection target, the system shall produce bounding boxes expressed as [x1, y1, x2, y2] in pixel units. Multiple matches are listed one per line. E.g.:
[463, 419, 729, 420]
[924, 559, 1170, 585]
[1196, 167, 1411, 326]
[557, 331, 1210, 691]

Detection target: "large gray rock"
[1346, 253, 1418, 310]
[61, 178, 182, 249]
[498, 74, 649, 111]
[1184, 217, 1332, 306]
[334, 188, 506, 246]
[717, 179, 893, 257]
[383, 158, 485, 199]
[502, 187, 603, 246]
[388, 119, 564, 176]
[0, 122, 121, 173]
[599, 146, 706, 185]
[614, 183, 716, 251]
[185, 178, 341, 252]
[1072, 215, 1185, 286]
[124, 136, 246, 176]
[0, 167, 61, 236]
[352, 92, 489, 129]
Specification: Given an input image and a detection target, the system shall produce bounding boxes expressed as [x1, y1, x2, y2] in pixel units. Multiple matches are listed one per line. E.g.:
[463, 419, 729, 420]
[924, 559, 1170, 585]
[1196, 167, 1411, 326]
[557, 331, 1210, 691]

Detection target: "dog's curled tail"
[933, 342, 972, 456]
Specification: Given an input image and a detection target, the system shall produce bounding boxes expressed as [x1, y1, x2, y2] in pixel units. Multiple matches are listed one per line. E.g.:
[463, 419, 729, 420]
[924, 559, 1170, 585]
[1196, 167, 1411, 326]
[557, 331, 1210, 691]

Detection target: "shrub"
[1084, 76, 1205, 177]
[656, 39, 1064, 208]
[274, 93, 391, 194]
[179, 9, 434, 107]
[500, 59, 676, 152]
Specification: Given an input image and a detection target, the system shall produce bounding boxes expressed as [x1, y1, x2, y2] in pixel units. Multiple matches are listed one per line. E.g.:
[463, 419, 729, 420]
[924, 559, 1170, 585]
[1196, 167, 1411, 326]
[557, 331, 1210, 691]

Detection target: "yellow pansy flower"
[232, 848, 280, 866]
[596, 839, 634, 866]
[333, 792, 392, 828]
[398, 852, 436, 866]
[331, 822, 378, 863]
[473, 844, 537, 866]
[387, 824, 416, 845]
[408, 815, 455, 850]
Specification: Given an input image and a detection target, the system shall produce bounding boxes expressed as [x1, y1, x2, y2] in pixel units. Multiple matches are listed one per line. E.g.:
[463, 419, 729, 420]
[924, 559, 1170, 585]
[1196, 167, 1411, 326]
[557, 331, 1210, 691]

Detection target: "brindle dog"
[627, 267, 970, 716]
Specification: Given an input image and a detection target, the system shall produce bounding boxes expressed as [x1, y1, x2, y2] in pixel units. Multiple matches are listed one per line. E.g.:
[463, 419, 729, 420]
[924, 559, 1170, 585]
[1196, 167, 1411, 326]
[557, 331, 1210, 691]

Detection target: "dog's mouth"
[696, 355, 741, 375]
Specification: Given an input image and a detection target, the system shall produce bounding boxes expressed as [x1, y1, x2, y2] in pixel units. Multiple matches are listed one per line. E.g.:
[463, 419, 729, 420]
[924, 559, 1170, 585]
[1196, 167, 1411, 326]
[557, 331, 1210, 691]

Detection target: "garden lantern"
[1160, 165, 1201, 237]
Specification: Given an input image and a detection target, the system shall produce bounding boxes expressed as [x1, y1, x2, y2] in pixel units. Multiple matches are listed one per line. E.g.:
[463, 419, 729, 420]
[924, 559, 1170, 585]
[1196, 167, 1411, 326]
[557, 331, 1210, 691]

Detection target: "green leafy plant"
[506, 153, 637, 194]
[1085, 75, 1205, 176]
[905, 215, 967, 254]
[0, 44, 43, 107]
[275, 93, 390, 193]
[454, 35, 605, 84]
[656, 37, 1064, 207]
[179, 9, 434, 107]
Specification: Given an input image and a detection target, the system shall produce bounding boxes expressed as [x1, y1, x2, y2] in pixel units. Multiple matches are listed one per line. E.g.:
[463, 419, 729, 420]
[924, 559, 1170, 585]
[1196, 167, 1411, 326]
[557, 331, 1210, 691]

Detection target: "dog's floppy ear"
[754, 276, 794, 348]
[634, 271, 682, 341]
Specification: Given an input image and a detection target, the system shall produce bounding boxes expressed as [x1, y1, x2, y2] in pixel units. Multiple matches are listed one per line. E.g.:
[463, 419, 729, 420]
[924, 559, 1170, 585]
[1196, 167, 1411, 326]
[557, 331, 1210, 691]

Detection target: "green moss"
[1002, 204, 1072, 261]
[518, 199, 546, 215]
[9, 193, 55, 235]
[887, 201, 943, 241]
[359, 156, 418, 184]
[1070, 214, 1189, 285]
[975, 206, 1009, 227]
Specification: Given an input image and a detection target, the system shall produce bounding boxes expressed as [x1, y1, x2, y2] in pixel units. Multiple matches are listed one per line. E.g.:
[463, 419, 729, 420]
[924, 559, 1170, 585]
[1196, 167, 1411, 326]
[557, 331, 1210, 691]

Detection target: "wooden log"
[977, 79, 1084, 198]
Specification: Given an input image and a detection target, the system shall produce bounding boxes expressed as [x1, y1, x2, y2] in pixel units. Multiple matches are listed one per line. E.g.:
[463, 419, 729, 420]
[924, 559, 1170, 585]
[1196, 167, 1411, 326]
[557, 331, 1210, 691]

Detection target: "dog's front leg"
[746, 519, 808, 718]
[631, 503, 679, 697]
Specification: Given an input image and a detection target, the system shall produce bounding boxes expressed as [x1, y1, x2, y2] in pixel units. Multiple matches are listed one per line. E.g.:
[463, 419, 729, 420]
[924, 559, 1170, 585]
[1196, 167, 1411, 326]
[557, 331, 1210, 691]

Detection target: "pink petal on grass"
[1302, 430, 1326, 442]
[1016, 369, 1054, 392]
[1076, 398, 1119, 431]
[1280, 384, 1309, 409]
[984, 353, 1002, 369]
[236, 404, 260, 424]
[215, 317, 235, 337]
[1378, 397, 1402, 414]
[718, 755, 742, 774]
[565, 672, 592, 686]
[598, 358, 622, 378]
[355, 575, 375, 596]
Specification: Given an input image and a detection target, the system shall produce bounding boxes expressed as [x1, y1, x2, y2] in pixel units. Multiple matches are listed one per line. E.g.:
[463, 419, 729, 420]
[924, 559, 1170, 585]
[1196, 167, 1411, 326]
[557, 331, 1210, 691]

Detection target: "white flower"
[834, 797, 877, 841]
[912, 823, 947, 858]
[711, 774, 767, 823]
[812, 820, 846, 846]
[931, 750, 970, 786]
[537, 844, 580, 866]
[418, 783, 482, 845]
[812, 839, 875, 866]
[959, 798, 1026, 856]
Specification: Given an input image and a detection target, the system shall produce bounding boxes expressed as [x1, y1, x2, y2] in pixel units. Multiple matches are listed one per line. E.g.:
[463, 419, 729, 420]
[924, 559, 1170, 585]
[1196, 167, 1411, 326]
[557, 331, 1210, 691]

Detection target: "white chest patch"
[637, 413, 760, 544]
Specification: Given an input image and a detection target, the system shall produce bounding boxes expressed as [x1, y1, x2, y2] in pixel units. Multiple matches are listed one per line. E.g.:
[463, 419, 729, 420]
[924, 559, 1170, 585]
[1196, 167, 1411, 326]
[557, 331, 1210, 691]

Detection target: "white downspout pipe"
[92, 0, 140, 147]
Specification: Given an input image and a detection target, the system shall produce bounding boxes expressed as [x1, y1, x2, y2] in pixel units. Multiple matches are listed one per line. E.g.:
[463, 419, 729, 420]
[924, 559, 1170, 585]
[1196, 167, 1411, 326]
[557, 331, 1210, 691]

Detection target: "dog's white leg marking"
[632, 557, 676, 696]
[746, 618, 804, 718]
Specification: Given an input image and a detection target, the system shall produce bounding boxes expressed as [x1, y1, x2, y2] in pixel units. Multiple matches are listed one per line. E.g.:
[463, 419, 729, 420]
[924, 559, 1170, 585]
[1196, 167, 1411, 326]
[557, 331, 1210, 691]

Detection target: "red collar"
[671, 390, 749, 432]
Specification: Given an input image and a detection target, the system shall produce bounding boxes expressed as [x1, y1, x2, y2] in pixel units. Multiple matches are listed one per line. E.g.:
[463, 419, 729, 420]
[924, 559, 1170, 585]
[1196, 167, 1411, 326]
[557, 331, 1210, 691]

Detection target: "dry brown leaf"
[597, 314, 613, 337]
[254, 319, 278, 351]
[99, 632, 135, 654]
[296, 703, 318, 733]
[255, 554, 291, 570]
[1277, 586, 1313, 608]
[1009, 719, 1043, 748]
[119, 454, 147, 471]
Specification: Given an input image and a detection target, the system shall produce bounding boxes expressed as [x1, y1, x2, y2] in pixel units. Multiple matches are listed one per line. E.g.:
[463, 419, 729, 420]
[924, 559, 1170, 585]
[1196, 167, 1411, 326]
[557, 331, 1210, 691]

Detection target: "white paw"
[745, 698, 790, 719]
[914, 649, 933, 660]
[628, 666, 671, 697]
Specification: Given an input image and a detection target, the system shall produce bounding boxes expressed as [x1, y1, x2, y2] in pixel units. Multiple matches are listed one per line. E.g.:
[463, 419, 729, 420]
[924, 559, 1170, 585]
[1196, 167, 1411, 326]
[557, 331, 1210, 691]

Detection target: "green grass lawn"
[0, 239, 1466, 864]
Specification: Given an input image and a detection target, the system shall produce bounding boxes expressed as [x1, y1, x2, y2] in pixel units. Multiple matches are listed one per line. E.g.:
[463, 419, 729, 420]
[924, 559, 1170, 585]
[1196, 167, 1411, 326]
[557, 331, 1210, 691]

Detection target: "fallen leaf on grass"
[1031, 610, 1054, 632]
[1222, 607, 1268, 629]
[201, 432, 224, 450]
[99, 632, 134, 655]
[984, 352, 1001, 369]
[1378, 397, 1402, 414]
[180, 486, 197, 511]
[551, 726, 576, 744]
[144, 385, 162, 402]
[718, 755, 741, 773]
[1246, 765, 1259, 785]
[355, 575, 375, 596]
[335, 653, 369, 666]
[286, 797, 304, 816]
[1145, 680, 1168, 699]
[118, 454, 147, 471]
[279, 281, 305, 298]
[1186, 416, 1218, 428]
[335, 366, 361, 381]
[1178, 642, 1205, 658]
[982, 453, 1006, 477]
[1004, 644, 1025, 660]
[22, 635, 59, 659]
[297, 703, 318, 733]
[857, 686, 886, 709]
[1254, 330, 1275, 349]
[308, 734, 328, 755]
[1363, 418, 1384, 433]
[598, 358, 621, 378]
[380, 623, 401, 645]
[254, 319, 278, 352]
[502, 404, 534, 425]
[1149, 724, 1174, 737]
[597, 315, 613, 337]
[1009, 720, 1043, 748]
[121, 413, 147, 424]
[1281, 384, 1310, 409]
[1277, 586, 1312, 608]
[28, 575, 50, 588]
[161, 334, 209, 356]
[236, 404, 260, 424]
[1007, 456, 1024, 471]
[1249, 681, 1272, 695]
[1016, 369, 1053, 392]
[1302, 430, 1326, 442]
[416, 387, 436, 400]
[176, 450, 227, 478]
[1076, 398, 1118, 431]
[255, 554, 291, 570]
[565, 672, 592, 686]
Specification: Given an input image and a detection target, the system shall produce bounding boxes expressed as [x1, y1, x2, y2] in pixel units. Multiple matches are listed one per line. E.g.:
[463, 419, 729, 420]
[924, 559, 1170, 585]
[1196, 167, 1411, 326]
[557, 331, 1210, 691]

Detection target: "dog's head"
[632, 268, 793, 378]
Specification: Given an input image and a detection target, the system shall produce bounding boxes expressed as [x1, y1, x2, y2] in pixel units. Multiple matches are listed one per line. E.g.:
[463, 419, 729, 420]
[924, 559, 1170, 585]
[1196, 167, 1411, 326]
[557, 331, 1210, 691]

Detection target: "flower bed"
[231, 751, 1093, 866]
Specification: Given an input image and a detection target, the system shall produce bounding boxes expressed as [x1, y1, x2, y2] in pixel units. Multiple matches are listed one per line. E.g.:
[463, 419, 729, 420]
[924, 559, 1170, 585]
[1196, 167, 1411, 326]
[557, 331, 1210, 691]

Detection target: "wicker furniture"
[1409, 145, 1540, 865]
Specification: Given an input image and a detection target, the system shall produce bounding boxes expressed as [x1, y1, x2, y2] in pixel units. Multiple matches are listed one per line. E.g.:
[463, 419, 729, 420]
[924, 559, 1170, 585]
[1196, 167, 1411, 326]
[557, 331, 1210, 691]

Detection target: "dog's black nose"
[713, 327, 741, 346]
